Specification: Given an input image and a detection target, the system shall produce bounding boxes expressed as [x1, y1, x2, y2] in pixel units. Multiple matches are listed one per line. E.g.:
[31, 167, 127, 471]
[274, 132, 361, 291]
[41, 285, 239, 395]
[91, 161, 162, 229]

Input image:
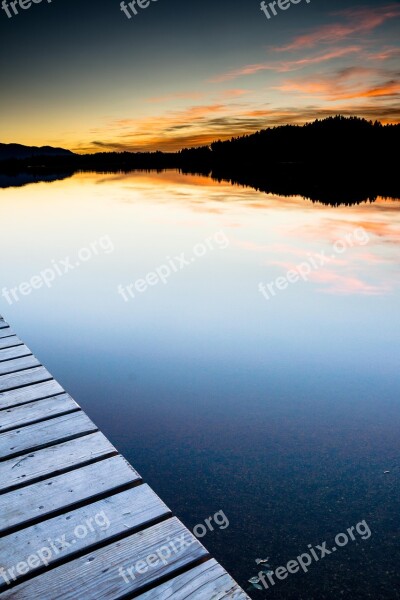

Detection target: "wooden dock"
[0, 316, 249, 599]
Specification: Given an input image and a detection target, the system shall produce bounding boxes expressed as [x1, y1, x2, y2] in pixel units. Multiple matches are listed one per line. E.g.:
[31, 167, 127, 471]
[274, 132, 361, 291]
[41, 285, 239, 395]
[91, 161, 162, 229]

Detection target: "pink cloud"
[266, 260, 390, 295]
[311, 270, 391, 295]
[209, 47, 361, 83]
[278, 4, 400, 51]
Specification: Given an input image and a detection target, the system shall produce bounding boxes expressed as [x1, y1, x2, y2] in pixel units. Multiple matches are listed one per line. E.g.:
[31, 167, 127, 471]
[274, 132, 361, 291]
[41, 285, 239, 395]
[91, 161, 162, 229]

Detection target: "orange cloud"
[276, 80, 400, 100]
[220, 89, 252, 98]
[276, 67, 400, 102]
[83, 102, 271, 152]
[353, 80, 400, 99]
[74, 100, 400, 153]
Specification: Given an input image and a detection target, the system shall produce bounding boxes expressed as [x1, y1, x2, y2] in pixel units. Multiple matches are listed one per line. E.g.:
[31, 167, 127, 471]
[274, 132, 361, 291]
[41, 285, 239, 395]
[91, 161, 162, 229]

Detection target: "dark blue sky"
[1, 0, 399, 151]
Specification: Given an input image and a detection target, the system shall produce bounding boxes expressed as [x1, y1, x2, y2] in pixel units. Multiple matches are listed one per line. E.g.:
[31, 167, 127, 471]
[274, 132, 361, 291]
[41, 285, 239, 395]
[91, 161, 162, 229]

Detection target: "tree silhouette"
[1, 116, 399, 205]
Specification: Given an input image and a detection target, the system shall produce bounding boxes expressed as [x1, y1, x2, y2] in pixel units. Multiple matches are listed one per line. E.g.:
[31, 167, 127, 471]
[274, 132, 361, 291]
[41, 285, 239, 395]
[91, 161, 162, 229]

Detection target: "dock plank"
[0, 345, 32, 363]
[0, 455, 140, 533]
[0, 319, 9, 329]
[0, 380, 64, 410]
[0, 355, 40, 377]
[0, 431, 117, 493]
[0, 411, 97, 459]
[0, 518, 208, 600]
[0, 485, 171, 587]
[0, 336, 23, 351]
[0, 366, 52, 393]
[0, 327, 14, 340]
[137, 559, 250, 600]
[0, 393, 79, 433]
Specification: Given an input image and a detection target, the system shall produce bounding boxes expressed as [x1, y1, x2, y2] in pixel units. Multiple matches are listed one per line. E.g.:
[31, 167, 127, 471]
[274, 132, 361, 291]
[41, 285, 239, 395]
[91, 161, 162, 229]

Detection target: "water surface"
[1, 171, 399, 599]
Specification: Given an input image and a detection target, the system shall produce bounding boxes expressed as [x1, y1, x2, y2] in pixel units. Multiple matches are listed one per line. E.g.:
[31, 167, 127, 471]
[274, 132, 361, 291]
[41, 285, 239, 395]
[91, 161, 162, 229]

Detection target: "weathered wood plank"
[0, 336, 23, 351]
[0, 327, 14, 340]
[0, 355, 40, 377]
[0, 518, 208, 600]
[0, 411, 97, 459]
[0, 485, 171, 586]
[0, 367, 52, 393]
[0, 319, 9, 329]
[137, 559, 251, 600]
[0, 380, 64, 410]
[0, 345, 31, 363]
[0, 455, 140, 533]
[0, 432, 117, 493]
[0, 393, 79, 433]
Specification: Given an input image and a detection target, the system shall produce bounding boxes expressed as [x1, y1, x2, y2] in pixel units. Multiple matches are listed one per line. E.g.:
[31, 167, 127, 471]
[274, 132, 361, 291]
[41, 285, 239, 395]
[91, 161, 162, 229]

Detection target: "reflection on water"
[0, 171, 72, 189]
[2, 166, 400, 206]
[0, 171, 399, 599]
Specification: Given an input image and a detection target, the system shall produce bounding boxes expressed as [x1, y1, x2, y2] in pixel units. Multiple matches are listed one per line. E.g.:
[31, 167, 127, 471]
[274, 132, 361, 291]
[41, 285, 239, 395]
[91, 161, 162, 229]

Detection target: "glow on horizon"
[1, 4, 399, 153]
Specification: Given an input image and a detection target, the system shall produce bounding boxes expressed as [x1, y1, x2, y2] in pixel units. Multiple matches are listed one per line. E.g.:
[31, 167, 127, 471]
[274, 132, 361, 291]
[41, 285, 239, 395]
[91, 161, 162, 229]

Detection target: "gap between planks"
[0, 455, 142, 536]
[0, 379, 65, 411]
[0, 432, 119, 495]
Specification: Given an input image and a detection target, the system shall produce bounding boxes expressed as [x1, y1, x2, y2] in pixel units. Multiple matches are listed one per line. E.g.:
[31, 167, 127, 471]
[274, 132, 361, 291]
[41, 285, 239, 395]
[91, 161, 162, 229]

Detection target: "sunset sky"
[1, 0, 399, 153]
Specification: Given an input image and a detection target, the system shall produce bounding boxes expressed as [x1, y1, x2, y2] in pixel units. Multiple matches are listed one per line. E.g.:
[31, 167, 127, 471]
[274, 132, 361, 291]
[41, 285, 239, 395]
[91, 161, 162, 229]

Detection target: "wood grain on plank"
[0, 380, 64, 410]
[0, 485, 170, 586]
[137, 559, 251, 600]
[0, 456, 140, 533]
[0, 517, 208, 600]
[0, 355, 40, 377]
[0, 367, 52, 393]
[0, 432, 117, 493]
[0, 411, 97, 460]
[0, 393, 79, 433]
[0, 345, 32, 363]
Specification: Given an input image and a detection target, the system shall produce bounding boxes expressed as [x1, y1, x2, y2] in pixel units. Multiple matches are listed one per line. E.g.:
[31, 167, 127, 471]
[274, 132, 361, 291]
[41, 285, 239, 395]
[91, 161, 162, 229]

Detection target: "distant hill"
[2, 117, 398, 165]
[0, 143, 75, 161]
[1, 117, 399, 204]
[206, 115, 400, 165]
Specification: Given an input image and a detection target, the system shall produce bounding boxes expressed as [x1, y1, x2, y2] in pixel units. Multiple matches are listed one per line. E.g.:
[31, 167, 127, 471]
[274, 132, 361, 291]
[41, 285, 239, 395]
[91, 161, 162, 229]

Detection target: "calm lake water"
[1, 171, 399, 599]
